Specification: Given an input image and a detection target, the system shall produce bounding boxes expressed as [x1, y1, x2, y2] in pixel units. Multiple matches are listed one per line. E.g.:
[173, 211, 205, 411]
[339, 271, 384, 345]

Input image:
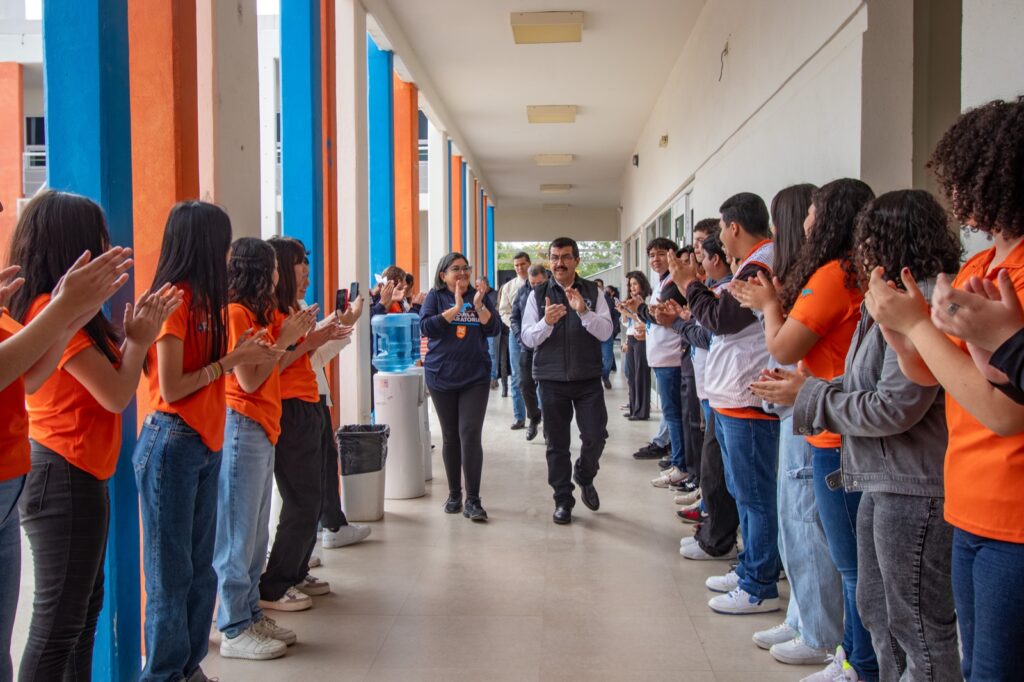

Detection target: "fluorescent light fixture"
[511, 11, 584, 44]
[543, 203, 572, 211]
[527, 105, 577, 124]
[534, 154, 575, 166]
[541, 184, 572, 194]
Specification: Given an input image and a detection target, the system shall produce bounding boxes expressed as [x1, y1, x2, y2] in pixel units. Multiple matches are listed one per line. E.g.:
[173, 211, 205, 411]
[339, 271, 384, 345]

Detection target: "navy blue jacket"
[419, 286, 499, 391]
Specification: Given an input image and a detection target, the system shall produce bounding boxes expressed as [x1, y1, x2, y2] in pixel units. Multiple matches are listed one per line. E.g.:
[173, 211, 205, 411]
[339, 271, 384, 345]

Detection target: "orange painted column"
[451, 154, 463, 253]
[393, 73, 419, 286]
[481, 194, 488, 277]
[320, 0, 340, 421]
[0, 63, 23, 264]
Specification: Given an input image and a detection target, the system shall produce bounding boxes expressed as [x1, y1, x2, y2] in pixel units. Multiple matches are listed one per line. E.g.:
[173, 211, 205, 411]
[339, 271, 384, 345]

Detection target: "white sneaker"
[771, 636, 831, 665]
[294, 573, 330, 596]
[680, 535, 697, 547]
[705, 569, 740, 593]
[800, 647, 860, 681]
[651, 467, 686, 488]
[674, 489, 701, 506]
[322, 524, 371, 548]
[680, 542, 737, 561]
[258, 586, 312, 612]
[308, 548, 322, 569]
[678, 498, 703, 513]
[219, 624, 287, 660]
[752, 622, 797, 650]
[708, 587, 781, 615]
[253, 615, 297, 646]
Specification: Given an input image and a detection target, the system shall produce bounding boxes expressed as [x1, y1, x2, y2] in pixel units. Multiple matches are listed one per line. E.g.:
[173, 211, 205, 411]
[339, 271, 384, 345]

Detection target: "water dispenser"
[371, 312, 421, 373]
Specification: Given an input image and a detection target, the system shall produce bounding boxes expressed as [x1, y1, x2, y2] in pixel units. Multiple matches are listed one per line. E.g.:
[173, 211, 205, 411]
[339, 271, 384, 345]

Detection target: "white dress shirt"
[520, 279, 614, 349]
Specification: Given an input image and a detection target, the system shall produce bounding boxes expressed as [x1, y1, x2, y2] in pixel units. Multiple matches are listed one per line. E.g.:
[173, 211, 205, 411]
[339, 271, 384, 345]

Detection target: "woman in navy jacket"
[420, 252, 499, 520]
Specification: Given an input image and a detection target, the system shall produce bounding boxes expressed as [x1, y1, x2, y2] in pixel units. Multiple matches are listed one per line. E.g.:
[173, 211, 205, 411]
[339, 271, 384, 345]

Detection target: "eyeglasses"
[549, 254, 577, 263]
[447, 265, 472, 273]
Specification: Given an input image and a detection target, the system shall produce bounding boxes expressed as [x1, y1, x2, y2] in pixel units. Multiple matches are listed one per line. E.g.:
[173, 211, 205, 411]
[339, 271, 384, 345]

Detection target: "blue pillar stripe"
[487, 204, 496, 282]
[280, 0, 324, 309]
[446, 139, 452, 252]
[460, 162, 467, 253]
[366, 34, 395, 277]
[43, 2, 140, 680]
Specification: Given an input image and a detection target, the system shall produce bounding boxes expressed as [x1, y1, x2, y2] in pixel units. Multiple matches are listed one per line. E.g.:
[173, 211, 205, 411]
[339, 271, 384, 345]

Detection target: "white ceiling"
[380, 0, 705, 209]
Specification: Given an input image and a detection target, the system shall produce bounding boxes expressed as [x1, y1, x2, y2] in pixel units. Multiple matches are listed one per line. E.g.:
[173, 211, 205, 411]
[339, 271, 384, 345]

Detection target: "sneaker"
[322, 524, 371, 548]
[705, 569, 740, 593]
[657, 457, 673, 470]
[771, 636, 831, 665]
[678, 498, 702, 513]
[295, 574, 330, 596]
[680, 535, 697, 547]
[652, 467, 686, 488]
[674, 489, 702, 506]
[463, 498, 488, 521]
[602, 377, 612, 389]
[800, 647, 859, 681]
[708, 587, 781, 615]
[752, 622, 797, 650]
[677, 508, 705, 524]
[253, 615, 297, 646]
[219, 624, 287, 660]
[308, 553, 322, 569]
[632, 443, 664, 460]
[258, 586, 312, 612]
[680, 542, 737, 561]
[670, 477, 700, 493]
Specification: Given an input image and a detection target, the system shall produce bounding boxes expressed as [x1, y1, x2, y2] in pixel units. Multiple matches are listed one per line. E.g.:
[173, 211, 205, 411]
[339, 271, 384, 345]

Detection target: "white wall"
[257, 14, 280, 238]
[961, 0, 1024, 108]
[620, 0, 867, 239]
[494, 206, 620, 242]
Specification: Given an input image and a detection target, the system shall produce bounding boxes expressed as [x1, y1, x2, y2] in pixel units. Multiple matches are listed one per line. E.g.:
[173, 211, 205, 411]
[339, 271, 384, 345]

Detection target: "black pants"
[261, 398, 324, 601]
[317, 397, 349, 531]
[626, 338, 650, 419]
[429, 382, 490, 500]
[518, 348, 542, 423]
[19, 444, 109, 681]
[498, 329, 510, 388]
[695, 408, 740, 555]
[680, 374, 703, 481]
[539, 378, 608, 506]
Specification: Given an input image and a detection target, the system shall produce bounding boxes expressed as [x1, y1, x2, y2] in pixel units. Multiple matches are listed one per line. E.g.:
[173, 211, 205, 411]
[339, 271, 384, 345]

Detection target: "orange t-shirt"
[277, 312, 320, 404]
[788, 260, 863, 448]
[25, 295, 122, 480]
[225, 304, 282, 444]
[145, 284, 227, 452]
[944, 241, 1024, 543]
[0, 310, 30, 481]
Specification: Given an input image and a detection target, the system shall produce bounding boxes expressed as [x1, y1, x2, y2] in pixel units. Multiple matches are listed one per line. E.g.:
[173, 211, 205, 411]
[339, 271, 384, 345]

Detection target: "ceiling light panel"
[534, 154, 575, 166]
[527, 105, 577, 124]
[511, 11, 584, 44]
[540, 184, 572, 194]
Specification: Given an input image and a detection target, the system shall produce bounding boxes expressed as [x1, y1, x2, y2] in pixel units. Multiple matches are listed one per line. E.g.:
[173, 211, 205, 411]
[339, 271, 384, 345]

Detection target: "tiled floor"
[12, 373, 808, 681]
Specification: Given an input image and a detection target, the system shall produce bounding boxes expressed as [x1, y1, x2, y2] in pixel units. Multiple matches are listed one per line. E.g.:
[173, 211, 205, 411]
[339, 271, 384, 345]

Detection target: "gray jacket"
[793, 288, 947, 497]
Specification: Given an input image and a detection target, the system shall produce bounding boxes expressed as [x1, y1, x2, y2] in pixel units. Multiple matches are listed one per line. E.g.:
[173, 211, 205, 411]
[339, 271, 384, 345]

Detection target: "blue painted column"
[460, 161, 468, 251]
[42, 2, 140, 679]
[487, 203, 496, 281]
[446, 139, 453, 252]
[366, 34, 395, 277]
[280, 0, 324, 309]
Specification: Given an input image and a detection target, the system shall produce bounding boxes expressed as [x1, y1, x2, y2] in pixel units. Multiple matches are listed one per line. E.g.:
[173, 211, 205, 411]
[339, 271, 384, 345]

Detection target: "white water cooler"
[407, 367, 433, 481]
[374, 371, 425, 499]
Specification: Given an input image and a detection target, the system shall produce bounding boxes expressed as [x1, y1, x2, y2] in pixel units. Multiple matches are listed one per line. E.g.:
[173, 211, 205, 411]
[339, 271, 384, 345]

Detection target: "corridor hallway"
[194, 376, 793, 681]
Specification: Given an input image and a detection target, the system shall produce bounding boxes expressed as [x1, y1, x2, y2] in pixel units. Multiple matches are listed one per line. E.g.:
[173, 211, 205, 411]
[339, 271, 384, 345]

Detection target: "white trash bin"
[337, 424, 389, 522]
[374, 372, 426, 499]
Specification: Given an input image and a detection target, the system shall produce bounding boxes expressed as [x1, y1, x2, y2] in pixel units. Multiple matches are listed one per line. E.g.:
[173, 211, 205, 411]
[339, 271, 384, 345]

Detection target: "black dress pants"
[317, 397, 349, 530]
[695, 409, 740, 555]
[261, 398, 324, 601]
[19, 444, 109, 682]
[518, 348, 542, 423]
[680, 374, 703, 481]
[498, 328, 510, 389]
[626, 338, 650, 419]
[538, 378, 608, 507]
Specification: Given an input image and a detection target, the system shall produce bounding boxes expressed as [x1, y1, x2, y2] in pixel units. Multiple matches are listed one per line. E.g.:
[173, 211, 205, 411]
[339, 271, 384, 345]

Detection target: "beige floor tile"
[691, 615, 801, 672]
[371, 615, 543, 671]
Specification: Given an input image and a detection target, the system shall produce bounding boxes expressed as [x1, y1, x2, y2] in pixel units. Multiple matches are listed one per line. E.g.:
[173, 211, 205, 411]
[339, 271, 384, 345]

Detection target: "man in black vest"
[521, 237, 614, 524]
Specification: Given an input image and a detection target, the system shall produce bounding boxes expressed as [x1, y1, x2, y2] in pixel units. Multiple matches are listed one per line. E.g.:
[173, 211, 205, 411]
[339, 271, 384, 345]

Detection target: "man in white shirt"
[497, 251, 532, 429]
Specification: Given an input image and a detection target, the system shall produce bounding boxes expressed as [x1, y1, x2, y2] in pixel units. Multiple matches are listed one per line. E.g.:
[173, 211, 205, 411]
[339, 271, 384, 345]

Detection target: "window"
[656, 210, 671, 239]
[25, 117, 45, 146]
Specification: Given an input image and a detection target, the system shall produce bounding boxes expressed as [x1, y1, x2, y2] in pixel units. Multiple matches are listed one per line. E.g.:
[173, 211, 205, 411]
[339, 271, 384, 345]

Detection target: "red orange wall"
[0, 63, 23, 265]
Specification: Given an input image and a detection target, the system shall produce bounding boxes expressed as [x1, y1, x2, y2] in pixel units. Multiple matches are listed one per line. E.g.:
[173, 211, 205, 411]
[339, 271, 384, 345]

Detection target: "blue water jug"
[371, 313, 420, 373]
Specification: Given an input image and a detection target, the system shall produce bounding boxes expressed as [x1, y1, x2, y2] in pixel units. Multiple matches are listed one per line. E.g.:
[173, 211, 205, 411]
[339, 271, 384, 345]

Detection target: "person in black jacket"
[510, 264, 548, 440]
[420, 253, 499, 521]
[521, 238, 614, 525]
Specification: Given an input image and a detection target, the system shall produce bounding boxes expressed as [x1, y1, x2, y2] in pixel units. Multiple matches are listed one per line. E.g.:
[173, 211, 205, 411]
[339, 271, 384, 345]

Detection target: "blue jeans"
[952, 528, 1024, 680]
[487, 337, 498, 380]
[812, 446, 878, 681]
[0, 476, 25, 681]
[134, 412, 221, 682]
[508, 335, 525, 422]
[214, 411, 276, 638]
[777, 425, 843, 650]
[714, 412, 781, 600]
[653, 367, 685, 470]
[600, 338, 614, 380]
[653, 418, 669, 448]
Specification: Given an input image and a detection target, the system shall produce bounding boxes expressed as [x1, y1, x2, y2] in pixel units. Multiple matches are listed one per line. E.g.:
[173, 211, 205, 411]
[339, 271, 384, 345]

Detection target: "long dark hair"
[770, 184, 815, 286]
[433, 252, 470, 291]
[8, 190, 120, 363]
[228, 238, 277, 326]
[625, 270, 652, 299]
[854, 190, 963, 289]
[268, 236, 307, 313]
[778, 179, 874, 312]
[151, 201, 232, 363]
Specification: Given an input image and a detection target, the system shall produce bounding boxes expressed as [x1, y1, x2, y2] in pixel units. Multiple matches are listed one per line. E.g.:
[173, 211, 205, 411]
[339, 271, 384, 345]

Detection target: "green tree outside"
[495, 241, 622, 279]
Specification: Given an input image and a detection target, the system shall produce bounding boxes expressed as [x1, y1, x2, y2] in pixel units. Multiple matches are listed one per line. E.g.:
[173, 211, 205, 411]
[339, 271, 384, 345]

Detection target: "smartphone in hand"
[336, 288, 350, 313]
[349, 281, 360, 300]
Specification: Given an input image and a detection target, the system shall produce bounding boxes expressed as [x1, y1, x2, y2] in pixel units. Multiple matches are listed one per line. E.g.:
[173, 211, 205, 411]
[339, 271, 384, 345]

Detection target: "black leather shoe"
[444, 494, 462, 514]
[501, 388, 508, 398]
[553, 505, 572, 525]
[510, 420, 526, 430]
[628, 415, 648, 421]
[602, 377, 612, 389]
[574, 474, 600, 511]
[463, 498, 488, 521]
[526, 418, 540, 441]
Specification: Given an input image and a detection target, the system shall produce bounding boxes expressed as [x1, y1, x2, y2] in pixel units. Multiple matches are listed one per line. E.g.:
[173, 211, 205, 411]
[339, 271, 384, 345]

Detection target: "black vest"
[531, 276, 604, 382]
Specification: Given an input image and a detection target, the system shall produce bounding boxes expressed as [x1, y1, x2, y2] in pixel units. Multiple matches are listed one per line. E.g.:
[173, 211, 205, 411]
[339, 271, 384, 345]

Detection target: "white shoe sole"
[322, 526, 372, 549]
[769, 645, 831, 665]
[708, 597, 781, 615]
[258, 598, 312, 612]
[752, 632, 795, 651]
[295, 584, 330, 597]
[219, 643, 286, 660]
[680, 545, 737, 561]
[704, 579, 740, 594]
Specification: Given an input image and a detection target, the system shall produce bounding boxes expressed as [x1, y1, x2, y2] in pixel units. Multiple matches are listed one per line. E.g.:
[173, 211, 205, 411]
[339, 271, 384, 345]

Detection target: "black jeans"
[694, 402, 739, 555]
[626, 338, 650, 419]
[19, 444, 109, 681]
[261, 398, 324, 601]
[680, 374, 703, 481]
[539, 378, 608, 507]
[317, 397, 349, 530]
[498, 328, 510, 388]
[429, 382, 490, 500]
[518, 348, 542, 423]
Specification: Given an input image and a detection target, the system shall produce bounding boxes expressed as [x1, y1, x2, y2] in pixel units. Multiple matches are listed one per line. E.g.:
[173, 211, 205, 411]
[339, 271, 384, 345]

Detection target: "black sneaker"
[444, 494, 463, 514]
[657, 457, 673, 471]
[670, 477, 700, 494]
[463, 498, 488, 521]
[632, 444, 662, 460]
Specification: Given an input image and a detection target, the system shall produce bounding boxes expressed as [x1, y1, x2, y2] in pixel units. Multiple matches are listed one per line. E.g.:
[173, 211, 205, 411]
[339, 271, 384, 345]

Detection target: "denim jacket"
[793, 281, 947, 497]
